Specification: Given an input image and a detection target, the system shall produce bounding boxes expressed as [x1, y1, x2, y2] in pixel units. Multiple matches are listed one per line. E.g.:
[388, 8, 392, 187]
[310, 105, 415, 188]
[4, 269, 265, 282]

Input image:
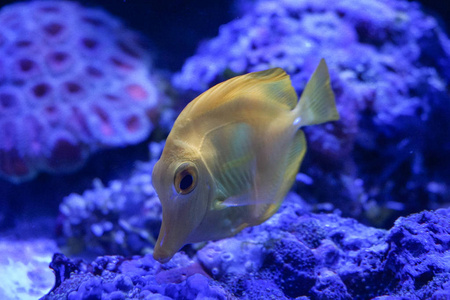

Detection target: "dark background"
[0, 0, 234, 72]
[1, 0, 448, 73]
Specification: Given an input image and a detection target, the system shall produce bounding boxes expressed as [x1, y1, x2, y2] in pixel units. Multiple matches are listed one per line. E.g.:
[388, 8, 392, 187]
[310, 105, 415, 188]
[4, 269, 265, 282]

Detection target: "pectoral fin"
[203, 122, 257, 207]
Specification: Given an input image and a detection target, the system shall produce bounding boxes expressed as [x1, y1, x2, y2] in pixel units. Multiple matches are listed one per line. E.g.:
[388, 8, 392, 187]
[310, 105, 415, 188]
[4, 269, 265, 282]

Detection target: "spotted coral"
[0, 1, 164, 182]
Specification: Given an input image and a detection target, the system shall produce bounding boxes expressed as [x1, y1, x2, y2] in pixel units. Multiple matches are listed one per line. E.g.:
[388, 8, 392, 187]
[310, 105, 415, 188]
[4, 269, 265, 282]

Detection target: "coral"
[0, 1, 165, 183]
[43, 252, 230, 300]
[198, 194, 450, 299]
[0, 238, 58, 300]
[43, 193, 450, 299]
[196, 236, 267, 280]
[262, 237, 317, 297]
[309, 269, 352, 300]
[381, 210, 450, 299]
[57, 143, 165, 257]
[172, 0, 450, 226]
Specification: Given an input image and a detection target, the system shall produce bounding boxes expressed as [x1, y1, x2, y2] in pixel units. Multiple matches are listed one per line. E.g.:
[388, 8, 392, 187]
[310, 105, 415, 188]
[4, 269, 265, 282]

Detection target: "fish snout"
[152, 187, 208, 263]
[153, 225, 178, 263]
[152, 219, 186, 264]
[153, 244, 174, 264]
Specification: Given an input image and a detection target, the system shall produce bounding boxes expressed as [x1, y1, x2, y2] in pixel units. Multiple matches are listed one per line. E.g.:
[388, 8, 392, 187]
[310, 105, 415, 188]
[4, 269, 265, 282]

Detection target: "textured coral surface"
[43, 194, 450, 299]
[0, 1, 161, 182]
[0, 0, 448, 299]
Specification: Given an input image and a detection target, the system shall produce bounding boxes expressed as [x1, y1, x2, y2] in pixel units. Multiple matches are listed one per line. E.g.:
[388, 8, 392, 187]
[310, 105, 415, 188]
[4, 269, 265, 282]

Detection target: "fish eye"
[174, 163, 198, 195]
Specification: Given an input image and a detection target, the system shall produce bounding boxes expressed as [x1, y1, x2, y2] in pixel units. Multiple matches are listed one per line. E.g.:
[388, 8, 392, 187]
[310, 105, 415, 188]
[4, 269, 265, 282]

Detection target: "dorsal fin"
[181, 68, 299, 120]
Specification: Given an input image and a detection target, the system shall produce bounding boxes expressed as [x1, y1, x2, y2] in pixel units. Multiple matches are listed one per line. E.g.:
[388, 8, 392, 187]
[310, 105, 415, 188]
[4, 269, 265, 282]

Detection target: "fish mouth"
[153, 220, 184, 263]
[152, 198, 204, 263]
[153, 235, 174, 264]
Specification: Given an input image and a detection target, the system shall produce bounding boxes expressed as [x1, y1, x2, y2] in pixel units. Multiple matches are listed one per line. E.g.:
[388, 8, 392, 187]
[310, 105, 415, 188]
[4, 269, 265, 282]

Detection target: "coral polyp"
[0, 1, 163, 182]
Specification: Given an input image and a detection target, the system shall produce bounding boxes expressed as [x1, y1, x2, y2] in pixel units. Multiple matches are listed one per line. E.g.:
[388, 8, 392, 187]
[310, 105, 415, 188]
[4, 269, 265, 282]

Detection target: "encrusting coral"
[0, 0, 165, 183]
[45, 193, 450, 299]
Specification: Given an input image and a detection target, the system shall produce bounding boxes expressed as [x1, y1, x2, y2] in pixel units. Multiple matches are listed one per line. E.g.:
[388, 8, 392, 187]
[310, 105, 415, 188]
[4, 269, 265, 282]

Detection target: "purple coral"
[172, 0, 450, 225]
[0, 1, 163, 182]
[45, 252, 230, 299]
[57, 150, 163, 257]
[56, 142, 167, 257]
[197, 194, 450, 299]
[44, 193, 450, 299]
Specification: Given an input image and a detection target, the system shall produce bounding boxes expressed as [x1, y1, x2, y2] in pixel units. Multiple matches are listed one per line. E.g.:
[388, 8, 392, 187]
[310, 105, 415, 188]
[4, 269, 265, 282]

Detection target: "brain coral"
[0, 1, 163, 182]
[172, 0, 450, 225]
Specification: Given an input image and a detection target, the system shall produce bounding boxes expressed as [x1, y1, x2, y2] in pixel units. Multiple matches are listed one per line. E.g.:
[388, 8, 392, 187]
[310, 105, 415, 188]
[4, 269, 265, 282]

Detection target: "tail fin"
[294, 59, 340, 128]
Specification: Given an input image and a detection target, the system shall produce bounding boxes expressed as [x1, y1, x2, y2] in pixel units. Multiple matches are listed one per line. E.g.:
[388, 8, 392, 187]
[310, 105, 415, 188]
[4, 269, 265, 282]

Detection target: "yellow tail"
[293, 59, 340, 128]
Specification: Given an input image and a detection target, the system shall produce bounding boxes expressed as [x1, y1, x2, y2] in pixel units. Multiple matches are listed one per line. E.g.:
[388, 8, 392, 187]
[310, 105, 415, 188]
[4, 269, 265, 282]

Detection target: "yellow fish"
[152, 59, 339, 263]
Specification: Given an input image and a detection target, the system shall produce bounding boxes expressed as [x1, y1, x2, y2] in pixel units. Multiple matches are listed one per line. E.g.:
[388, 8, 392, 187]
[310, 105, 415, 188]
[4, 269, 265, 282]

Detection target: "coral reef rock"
[57, 142, 164, 257]
[172, 0, 450, 226]
[0, 0, 165, 183]
[44, 193, 450, 299]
